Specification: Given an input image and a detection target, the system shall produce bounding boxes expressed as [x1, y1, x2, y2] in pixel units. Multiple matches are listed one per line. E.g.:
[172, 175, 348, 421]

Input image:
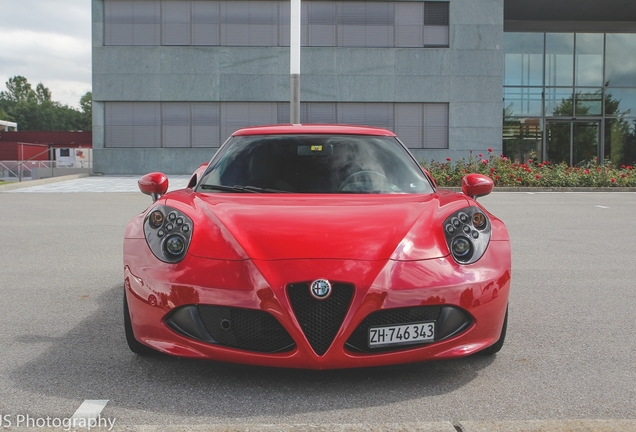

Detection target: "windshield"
[198, 134, 433, 194]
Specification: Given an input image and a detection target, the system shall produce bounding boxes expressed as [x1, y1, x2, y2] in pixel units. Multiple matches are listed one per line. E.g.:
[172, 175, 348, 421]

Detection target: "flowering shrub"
[422, 149, 636, 187]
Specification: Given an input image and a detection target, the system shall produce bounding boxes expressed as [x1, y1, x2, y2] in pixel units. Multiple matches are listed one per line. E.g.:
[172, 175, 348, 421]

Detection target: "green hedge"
[421, 149, 636, 188]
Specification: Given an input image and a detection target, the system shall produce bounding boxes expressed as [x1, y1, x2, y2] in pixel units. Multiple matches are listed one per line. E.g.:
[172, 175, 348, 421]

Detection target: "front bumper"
[124, 240, 510, 369]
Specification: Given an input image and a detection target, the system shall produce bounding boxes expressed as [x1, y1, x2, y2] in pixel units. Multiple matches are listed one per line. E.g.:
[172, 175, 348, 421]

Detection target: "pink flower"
[535, 174, 541, 179]
[611, 178, 616, 183]
[502, 157, 508, 161]
[478, 153, 483, 158]
[482, 159, 488, 165]
[446, 157, 451, 161]
[488, 147, 493, 152]
[528, 159, 533, 164]
[495, 175, 500, 180]
[584, 169, 590, 174]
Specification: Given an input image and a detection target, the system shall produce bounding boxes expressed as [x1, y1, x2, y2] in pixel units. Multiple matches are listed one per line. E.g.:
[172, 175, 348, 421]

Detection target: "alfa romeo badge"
[310, 279, 332, 300]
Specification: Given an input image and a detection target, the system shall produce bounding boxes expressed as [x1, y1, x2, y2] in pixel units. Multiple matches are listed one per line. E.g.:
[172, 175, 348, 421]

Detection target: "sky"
[0, 0, 91, 109]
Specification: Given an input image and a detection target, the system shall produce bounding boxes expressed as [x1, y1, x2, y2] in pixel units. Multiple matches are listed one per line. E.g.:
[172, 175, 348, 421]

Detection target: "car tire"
[124, 289, 156, 356]
[479, 306, 508, 356]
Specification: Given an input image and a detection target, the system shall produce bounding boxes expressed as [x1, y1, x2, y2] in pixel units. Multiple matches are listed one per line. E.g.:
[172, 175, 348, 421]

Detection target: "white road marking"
[595, 205, 609, 209]
[71, 400, 109, 420]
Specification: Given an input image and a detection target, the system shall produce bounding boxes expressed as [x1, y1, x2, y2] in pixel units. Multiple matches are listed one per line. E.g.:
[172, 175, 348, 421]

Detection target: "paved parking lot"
[0, 180, 635, 431]
[6, 175, 191, 193]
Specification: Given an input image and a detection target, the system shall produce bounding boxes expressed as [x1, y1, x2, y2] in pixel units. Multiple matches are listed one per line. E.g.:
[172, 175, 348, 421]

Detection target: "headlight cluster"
[143, 205, 193, 263]
[443, 207, 491, 264]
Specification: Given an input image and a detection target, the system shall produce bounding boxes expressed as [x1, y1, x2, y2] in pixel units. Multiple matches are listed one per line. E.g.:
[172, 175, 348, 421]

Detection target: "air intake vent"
[197, 305, 295, 353]
[287, 282, 354, 356]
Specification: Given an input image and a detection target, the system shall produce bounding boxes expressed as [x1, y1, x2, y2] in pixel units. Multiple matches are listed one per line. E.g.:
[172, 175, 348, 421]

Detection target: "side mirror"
[139, 172, 169, 202]
[461, 174, 493, 199]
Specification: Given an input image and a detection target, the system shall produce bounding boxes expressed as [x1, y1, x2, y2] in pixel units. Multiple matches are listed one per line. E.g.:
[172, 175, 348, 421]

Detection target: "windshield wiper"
[199, 184, 291, 194]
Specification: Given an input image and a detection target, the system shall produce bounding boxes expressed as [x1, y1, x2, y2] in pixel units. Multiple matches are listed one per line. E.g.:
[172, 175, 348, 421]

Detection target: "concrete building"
[91, 0, 636, 174]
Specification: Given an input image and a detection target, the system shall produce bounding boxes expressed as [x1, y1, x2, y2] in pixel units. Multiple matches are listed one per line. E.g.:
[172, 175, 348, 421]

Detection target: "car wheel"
[479, 306, 508, 355]
[123, 289, 156, 356]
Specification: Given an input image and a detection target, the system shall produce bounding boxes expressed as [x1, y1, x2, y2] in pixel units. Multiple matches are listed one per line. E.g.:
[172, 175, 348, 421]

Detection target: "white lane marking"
[71, 400, 109, 420]
[595, 205, 609, 209]
[526, 192, 535, 195]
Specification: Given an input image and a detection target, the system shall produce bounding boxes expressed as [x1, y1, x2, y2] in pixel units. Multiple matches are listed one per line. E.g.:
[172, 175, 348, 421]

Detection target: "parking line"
[71, 400, 109, 420]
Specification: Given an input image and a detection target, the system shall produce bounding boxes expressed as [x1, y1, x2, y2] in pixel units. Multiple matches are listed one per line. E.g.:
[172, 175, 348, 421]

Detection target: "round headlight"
[452, 237, 472, 258]
[473, 212, 487, 230]
[164, 235, 186, 257]
[149, 210, 164, 228]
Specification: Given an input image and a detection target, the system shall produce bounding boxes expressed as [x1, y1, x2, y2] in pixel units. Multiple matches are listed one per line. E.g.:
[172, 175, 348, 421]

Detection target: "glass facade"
[504, 32, 636, 166]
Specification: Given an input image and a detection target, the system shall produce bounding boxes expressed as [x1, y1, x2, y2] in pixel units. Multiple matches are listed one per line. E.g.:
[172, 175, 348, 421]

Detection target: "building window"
[104, 102, 449, 149]
[103, 0, 449, 48]
[504, 32, 636, 166]
[104, 0, 160, 45]
[105, 102, 161, 148]
[503, 118, 543, 164]
[162, 1, 192, 45]
[605, 34, 636, 87]
[220, 1, 279, 46]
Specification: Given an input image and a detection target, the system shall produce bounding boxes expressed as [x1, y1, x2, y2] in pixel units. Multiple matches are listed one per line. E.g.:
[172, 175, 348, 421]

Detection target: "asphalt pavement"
[0, 176, 635, 432]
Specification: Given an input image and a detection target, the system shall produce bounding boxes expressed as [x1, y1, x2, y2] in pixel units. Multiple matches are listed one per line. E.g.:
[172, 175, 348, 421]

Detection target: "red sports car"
[124, 124, 510, 369]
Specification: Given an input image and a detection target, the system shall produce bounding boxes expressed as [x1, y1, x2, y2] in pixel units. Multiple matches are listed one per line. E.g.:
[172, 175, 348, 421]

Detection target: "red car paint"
[124, 125, 510, 369]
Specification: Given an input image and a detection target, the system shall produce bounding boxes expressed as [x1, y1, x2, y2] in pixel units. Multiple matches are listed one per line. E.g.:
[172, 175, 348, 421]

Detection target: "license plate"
[369, 322, 435, 348]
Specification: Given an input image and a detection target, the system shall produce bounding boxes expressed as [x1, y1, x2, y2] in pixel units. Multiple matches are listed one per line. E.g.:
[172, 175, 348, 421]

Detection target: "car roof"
[232, 124, 397, 137]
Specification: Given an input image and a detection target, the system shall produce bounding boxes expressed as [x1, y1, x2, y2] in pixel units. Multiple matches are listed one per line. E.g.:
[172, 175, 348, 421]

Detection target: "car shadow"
[11, 285, 496, 419]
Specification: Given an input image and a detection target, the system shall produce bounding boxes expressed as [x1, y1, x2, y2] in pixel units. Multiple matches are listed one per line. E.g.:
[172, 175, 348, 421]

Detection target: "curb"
[111, 424, 456, 431]
[459, 419, 636, 431]
[0, 174, 90, 192]
[6, 420, 636, 431]
[440, 187, 636, 193]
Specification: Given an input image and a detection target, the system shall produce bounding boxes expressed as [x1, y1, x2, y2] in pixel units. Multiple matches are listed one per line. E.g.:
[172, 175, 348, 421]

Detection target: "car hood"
[164, 191, 469, 261]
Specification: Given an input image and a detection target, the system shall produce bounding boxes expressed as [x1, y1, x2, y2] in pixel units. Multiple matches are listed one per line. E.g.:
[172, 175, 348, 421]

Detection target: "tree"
[0, 108, 11, 121]
[0, 76, 91, 131]
[35, 83, 52, 104]
[79, 91, 92, 130]
[0, 76, 35, 103]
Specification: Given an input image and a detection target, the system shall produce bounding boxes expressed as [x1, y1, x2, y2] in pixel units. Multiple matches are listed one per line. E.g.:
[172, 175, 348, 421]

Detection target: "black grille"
[197, 305, 295, 353]
[287, 282, 354, 356]
[346, 306, 443, 353]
